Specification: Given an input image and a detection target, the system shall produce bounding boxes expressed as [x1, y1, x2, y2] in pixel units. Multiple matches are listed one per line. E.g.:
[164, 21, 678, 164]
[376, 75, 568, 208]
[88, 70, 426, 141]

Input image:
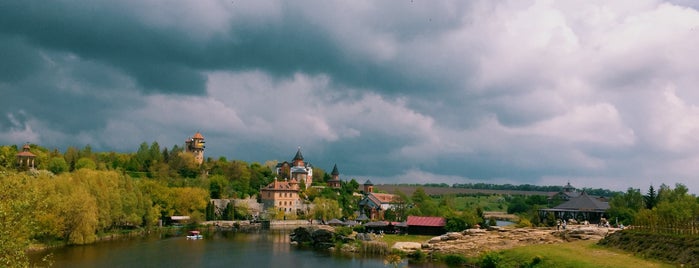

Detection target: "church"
[274, 148, 313, 189]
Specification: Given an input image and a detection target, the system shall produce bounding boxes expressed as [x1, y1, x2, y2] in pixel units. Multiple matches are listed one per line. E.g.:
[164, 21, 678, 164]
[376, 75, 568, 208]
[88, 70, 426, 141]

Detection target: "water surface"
[31, 230, 445, 268]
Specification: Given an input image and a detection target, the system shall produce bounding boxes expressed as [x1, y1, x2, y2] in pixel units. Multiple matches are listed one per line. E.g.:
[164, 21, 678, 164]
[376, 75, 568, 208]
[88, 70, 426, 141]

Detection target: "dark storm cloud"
[2, 0, 699, 192]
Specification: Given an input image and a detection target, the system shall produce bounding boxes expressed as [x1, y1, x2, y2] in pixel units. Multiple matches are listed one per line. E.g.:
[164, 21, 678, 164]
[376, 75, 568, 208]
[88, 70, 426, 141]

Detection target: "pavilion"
[538, 191, 610, 224]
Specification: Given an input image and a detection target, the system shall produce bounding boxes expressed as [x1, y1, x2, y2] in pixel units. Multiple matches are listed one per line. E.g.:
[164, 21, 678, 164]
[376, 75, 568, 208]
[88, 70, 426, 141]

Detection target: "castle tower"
[363, 179, 374, 194]
[292, 147, 304, 167]
[327, 164, 341, 189]
[185, 131, 205, 165]
[289, 147, 312, 189]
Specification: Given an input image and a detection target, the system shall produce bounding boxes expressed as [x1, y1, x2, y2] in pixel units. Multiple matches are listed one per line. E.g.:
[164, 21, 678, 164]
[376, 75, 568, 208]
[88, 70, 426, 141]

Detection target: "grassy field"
[377, 234, 434, 248]
[377, 235, 673, 267]
[495, 240, 673, 268]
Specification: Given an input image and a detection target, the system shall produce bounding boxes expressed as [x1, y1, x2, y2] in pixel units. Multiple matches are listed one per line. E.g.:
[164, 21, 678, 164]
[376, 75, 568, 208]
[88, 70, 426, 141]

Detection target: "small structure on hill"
[16, 143, 36, 170]
[185, 132, 205, 165]
[326, 164, 342, 189]
[406, 216, 446, 235]
[539, 191, 610, 224]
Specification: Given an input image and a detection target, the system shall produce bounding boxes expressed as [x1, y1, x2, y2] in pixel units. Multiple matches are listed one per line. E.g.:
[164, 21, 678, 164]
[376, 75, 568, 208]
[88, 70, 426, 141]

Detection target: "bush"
[479, 251, 501, 268]
[352, 225, 365, 233]
[408, 249, 427, 264]
[335, 226, 353, 237]
[516, 217, 532, 228]
[442, 254, 468, 267]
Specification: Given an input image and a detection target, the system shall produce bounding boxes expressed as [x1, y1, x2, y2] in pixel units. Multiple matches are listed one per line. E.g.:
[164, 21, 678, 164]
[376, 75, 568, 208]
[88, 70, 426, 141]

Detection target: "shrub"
[352, 225, 365, 233]
[408, 249, 427, 264]
[335, 226, 353, 237]
[479, 251, 501, 268]
[443, 254, 468, 266]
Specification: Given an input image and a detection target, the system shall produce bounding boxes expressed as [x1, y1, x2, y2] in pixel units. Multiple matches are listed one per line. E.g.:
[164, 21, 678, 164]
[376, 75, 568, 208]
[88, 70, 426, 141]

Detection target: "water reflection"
[30, 230, 446, 268]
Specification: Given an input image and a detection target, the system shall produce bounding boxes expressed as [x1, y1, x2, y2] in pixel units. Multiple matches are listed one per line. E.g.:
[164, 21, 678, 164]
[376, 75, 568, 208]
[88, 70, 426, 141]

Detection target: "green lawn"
[377, 234, 433, 248]
[496, 240, 674, 268]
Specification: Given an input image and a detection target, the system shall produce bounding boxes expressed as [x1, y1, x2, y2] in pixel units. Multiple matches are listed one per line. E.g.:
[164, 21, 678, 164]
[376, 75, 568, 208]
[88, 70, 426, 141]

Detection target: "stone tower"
[185, 131, 205, 165]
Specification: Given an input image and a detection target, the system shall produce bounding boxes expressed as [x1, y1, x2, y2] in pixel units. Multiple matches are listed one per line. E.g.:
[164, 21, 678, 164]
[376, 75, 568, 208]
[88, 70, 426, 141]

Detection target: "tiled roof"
[553, 191, 609, 211]
[16, 151, 36, 157]
[364, 179, 373, 185]
[293, 148, 304, 160]
[407, 216, 446, 227]
[331, 164, 339, 175]
[262, 179, 299, 191]
[371, 193, 395, 203]
[192, 132, 204, 139]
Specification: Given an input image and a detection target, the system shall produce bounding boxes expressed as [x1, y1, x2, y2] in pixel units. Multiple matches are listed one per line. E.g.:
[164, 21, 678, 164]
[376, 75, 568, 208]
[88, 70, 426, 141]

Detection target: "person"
[562, 219, 567, 230]
[557, 219, 561, 231]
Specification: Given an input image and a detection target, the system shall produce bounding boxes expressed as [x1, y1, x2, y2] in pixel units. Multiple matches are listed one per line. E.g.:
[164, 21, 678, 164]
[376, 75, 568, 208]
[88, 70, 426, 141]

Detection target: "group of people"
[556, 219, 567, 230]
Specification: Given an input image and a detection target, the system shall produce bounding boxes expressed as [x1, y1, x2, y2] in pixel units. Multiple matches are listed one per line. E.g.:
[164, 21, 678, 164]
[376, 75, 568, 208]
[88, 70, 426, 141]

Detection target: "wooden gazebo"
[16, 143, 36, 170]
[538, 191, 610, 224]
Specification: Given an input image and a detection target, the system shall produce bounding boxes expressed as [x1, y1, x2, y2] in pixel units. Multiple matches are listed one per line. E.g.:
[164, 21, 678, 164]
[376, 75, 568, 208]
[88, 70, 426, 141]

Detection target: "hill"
[374, 184, 553, 196]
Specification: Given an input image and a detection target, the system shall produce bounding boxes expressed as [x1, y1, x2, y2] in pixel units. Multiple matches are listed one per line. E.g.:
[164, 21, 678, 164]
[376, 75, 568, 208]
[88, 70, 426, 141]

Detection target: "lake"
[29, 230, 446, 268]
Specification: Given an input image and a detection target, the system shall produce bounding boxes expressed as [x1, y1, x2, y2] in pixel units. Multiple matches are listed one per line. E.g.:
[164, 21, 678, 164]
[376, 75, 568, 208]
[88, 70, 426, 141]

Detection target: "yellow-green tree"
[0, 172, 39, 267]
[311, 198, 341, 222]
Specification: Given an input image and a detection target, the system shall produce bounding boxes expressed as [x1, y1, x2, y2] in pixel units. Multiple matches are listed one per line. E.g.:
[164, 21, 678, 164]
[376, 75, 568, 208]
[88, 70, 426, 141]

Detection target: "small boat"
[186, 230, 203, 240]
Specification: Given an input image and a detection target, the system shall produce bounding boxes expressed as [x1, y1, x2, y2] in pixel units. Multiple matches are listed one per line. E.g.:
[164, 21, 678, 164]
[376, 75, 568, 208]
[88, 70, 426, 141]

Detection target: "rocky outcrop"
[392, 242, 422, 252]
[290, 226, 340, 249]
[426, 226, 617, 257]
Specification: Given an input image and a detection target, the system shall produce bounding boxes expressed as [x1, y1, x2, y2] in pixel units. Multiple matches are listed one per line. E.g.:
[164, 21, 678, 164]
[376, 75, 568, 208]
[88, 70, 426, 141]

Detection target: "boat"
[186, 230, 203, 240]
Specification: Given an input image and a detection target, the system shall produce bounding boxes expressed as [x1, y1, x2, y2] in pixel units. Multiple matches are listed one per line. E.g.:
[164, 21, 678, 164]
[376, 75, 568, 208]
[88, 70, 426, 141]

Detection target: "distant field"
[374, 185, 552, 197]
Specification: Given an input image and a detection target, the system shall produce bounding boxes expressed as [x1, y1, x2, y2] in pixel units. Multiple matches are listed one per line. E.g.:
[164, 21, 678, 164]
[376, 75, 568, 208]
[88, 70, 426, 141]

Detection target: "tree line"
[606, 183, 699, 234]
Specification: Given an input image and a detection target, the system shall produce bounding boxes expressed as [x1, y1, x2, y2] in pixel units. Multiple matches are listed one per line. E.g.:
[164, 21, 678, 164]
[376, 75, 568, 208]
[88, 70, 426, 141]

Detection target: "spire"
[331, 164, 339, 175]
[293, 147, 304, 161]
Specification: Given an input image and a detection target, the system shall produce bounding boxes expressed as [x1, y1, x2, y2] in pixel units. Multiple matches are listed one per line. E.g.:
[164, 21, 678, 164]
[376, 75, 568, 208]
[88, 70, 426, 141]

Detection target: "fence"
[632, 219, 699, 236]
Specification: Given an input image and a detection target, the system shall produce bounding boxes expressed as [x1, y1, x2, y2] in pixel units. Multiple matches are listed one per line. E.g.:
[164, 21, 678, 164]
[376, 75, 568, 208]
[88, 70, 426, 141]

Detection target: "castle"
[274, 147, 313, 189]
[185, 131, 205, 165]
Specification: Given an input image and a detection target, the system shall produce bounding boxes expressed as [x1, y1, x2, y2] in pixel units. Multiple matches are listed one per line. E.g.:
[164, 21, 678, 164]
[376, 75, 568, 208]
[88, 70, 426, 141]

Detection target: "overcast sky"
[2, 0, 699, 192]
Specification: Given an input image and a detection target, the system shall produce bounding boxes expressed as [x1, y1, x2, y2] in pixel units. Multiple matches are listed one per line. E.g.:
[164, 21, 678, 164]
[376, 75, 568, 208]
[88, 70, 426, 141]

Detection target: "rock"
[290, 227, 313, 243]
[446, 232, 464, 240]
[392, 242, 422, 252]
[355, 233, 373, 241]
[487, 226, 502, 231]
[463, 229, 486, 235]
[312, 228, 335, 244]
[428, 236, 443, 243]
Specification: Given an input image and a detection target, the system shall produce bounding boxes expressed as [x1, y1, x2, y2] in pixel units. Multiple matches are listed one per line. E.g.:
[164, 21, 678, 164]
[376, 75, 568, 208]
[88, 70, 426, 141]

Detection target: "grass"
[496, 240, 674, 268]
[377, 234, 434, 248]
[442, 195, 507, 212]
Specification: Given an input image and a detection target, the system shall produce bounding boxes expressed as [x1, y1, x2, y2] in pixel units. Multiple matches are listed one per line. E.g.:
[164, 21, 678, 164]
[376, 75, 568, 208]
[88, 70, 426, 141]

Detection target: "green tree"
[64, 146, 80, 171]
[75, 157, 97, 170]
[48, 156, 69, 174]
[607, 188, 644, 225]
[644, 184, 658, 210]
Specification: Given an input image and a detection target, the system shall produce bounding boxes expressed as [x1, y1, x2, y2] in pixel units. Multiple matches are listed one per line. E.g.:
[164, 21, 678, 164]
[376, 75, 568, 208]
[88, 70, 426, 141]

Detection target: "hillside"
[374, 184, 553, 196]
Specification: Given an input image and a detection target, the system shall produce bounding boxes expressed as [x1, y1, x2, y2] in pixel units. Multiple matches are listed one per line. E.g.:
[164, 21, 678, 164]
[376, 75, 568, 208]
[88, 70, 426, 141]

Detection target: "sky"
[2, 0, 699, 192]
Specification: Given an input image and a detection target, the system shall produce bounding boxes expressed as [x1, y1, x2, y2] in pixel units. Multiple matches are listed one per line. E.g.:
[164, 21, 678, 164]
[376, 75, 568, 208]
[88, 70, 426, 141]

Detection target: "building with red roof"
[406, 216, 446, 235]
